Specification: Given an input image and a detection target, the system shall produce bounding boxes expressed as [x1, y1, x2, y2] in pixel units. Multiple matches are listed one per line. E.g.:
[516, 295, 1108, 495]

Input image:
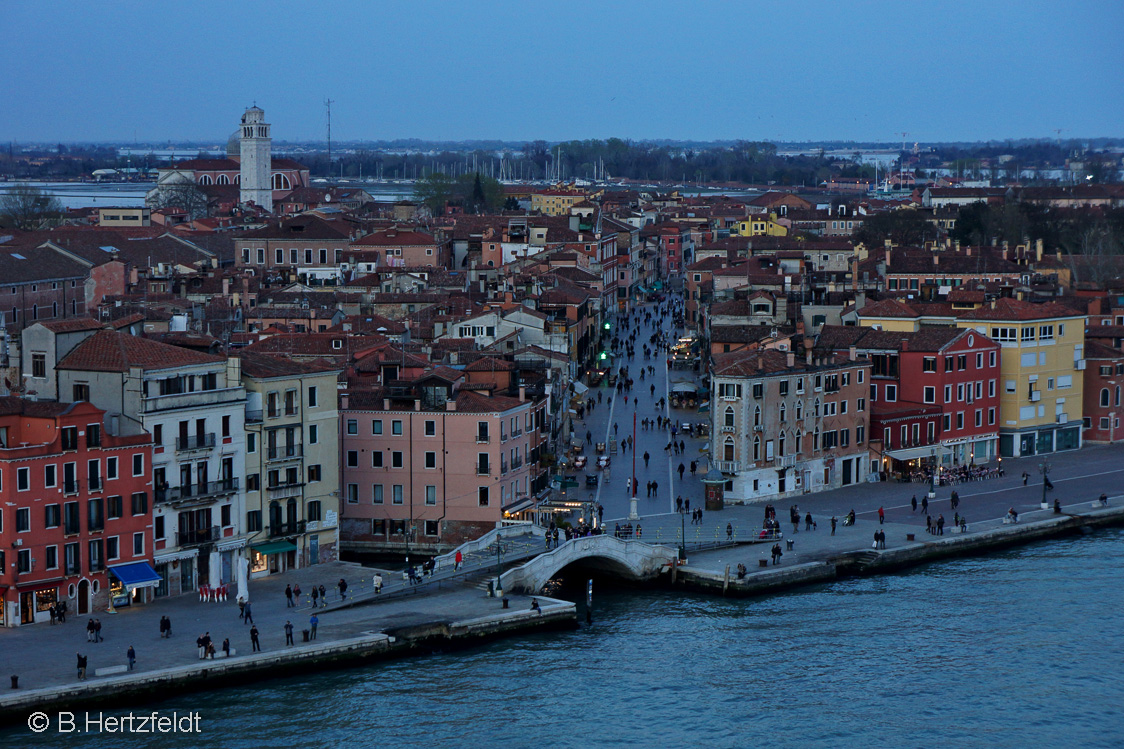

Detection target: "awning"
[109, 561, 162, 589]
[572, 381, 589, 395]
[502, 497, 537, 515]
[252, 540, 297, 556]
[16, 579, 63, 593]
[671, 382, 698, 393]
[885, 444, 952, 462]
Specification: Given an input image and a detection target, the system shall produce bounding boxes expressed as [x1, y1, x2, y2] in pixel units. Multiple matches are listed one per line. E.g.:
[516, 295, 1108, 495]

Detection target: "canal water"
[8, 529, 1124, 748]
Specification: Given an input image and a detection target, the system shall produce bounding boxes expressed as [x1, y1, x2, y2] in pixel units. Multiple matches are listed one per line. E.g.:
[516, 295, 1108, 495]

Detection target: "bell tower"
[239, 106, 272, 212]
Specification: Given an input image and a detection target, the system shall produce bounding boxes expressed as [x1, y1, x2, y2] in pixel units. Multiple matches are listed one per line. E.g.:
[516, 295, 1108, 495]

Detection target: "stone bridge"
[500, 535, 677, 594]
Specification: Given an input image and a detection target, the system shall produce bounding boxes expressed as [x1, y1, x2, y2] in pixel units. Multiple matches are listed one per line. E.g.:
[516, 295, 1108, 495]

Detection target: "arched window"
[217, 174, 230, 185]
[198, 174, 213, 185]
[724, 407, 734, 428]
[779, 403, 786, 422]
[1101, 388, 1110, 407]
[778, 432, 786, 456]
[813, 428, 820, 451]
[753, 405, 761, 427]
[723, 437, 734, 462]
[795, 429, 803, 454]
[234, 174, 241, 184]
[814, 399, 821, 418]
[272, 173, 291, 190]
[752, 436, 761, 461]
[1116, 386, 1121, 407]
[796, 402, 803, 421]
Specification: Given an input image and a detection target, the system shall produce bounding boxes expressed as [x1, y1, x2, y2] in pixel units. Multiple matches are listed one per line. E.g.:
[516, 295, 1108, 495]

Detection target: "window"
[307, 500, 322, 522]
[989, 351, 996, 367]
[989, 380, 996, 397]
[923, 357, 937, 373]
[133, 532, 144, 556]
[975, 410, 983, 428]
[46, 545, 58, 569]
[44, 503, 61, 528]
[425, 451, 437, 469]
[857, 398, 865, 412]
[426, 485, 437, 506]
[106, 457, 118, 481]
[222, 415, 231, 438]
[923, 386, 936, 404]
[347, 450, 358, 467]
[392, 451, 403, 468]
[247, 511, 262, 532]
[308, 464, 321, 482]
[425, 520, 439, 536]
[43, 464, 57, 489]
[956, 413, 964, 430]
[64, 543, 80, 574]
[309, 424, 318, 444]
[130, 492, 147, 516]
[132, 454, 144, 477]
[779, 380, 789, 396]
[392, 420, 403, 436]
[32, 352, 47, 378]
[247, 473, 260, 491]
[991, 327, 1016, 343]
[347, 419, 358, 435]
[856, 425, 865, 444]
[87, 497, 104, 532]
[371, 419, 383, 435]
[425, 420, 436, 436]
[248, 433, 257, 453]
[61, 426, 79, 451]
[372, 451, 383, 468]
[372, 485, 383, 504]
[884, 385, 897, 402]
[857, 370, 864, 384]
[958, 354, 967, 371]
[478, 486, 489, 507]
[957, 383, 965, 402]
[16, 507, 30, 532]
[17, 466, 29, 491]
[392, 485, 403, 505]
[752, 383, 764, 399]
[346, 484, 359, 503]
[1039, 325, 1054, 341]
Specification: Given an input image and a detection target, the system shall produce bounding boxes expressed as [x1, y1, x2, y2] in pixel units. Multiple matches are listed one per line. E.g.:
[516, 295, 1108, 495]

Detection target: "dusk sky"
[5, 1, 1122, 144]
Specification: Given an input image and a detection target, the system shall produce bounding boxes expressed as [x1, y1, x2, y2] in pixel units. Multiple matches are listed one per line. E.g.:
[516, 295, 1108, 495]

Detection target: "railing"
[284, 405, 299, 417]
[512, 458, 523, 469]
[175, 525, 220, 547]
[88, 477, 103, 492]
[267, 483, 304, 501]
[245, 409, 263, 424]
[177, 433, 216, 451]
[476, 434, 490, 444]
[715, 460, 739, 474]
[500, 459, 508, 475]
[268, 519, 306, 538]
[477, 462, 491, 475]
[267, 444, 303, 460]
[156, 478, 239, 503]
[267, 406, 281, 418]
[63, 480, 80, 495]
[721, 425, 736, 433]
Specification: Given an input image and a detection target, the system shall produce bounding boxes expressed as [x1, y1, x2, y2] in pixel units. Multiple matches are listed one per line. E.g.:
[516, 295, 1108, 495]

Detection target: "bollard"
[302, 630, 310, 642]
[502, 597, 509, 609]
[10, 675, 17, 689]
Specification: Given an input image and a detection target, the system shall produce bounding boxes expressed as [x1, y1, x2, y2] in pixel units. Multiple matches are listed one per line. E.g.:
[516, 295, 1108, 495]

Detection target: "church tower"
[239, 106, 272, 212]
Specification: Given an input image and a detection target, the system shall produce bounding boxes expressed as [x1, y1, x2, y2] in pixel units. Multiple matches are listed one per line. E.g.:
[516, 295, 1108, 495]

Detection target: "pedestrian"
[222, 638, 230, 658]
[127, 645, 136, 671]
[676, 496, 683, 512]
[690, 461, 697, 474]
[771, 543, 783, 565]
[652, 480, 658, 496]
[921, 496, 929, 515]
[319, 585, 327, 607]
[874, 530, 880, 550]
[76, 653, 87, 681]
[374, 573, 383, 593]
[311, 586, 319, 607]
[926, 515, 933, 534]
[684, 498, 690, 514]
[679, 440, 685, 454]
[911, 496, 918, 513]
[293, 583, 301, 601]
[243, 601, 253, 624]
[646, 480, 652, 498]
[238, 598, 246, 620]
[530, 598, 541, 612]
[284, 620, 294, 646]
[310, 614, 319, 640]
[86, 618, 95, 642]
[1022, 471, 1029, 486]
[727, 522, 733, 540]
[285, 584, 294, 607]
[338, 578, 348, 601]
[951, 491, 959, 510]
[454, 549, 463, 571]
[94, 619, 102, 642]
[643, 451, 650, 467]
[678, 463, 685, 480]
[878, 506, 885, 525]
[805, 512, 814, 531]
[250, 625, 261, 652]
[937, 514, 945, 536]
[197, 634, 206, 660]
[830, 516, 837, 535]
[206, 641, 216, 659]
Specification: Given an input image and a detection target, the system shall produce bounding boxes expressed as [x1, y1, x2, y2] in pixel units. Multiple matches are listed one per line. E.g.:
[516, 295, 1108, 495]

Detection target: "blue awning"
[109, 561, 162, 589]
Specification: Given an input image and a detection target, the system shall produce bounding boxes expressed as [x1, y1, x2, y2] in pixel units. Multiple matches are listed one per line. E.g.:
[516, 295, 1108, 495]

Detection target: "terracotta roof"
[454, 389, 527, 413]
[58, 329, 224, 372]
[956, 298, 1086, 322]
[858, 298, 921, 319]
[1085, 340, 1124, 359]
[39, 318, 103, 333]
[238, 351, 340, 378]
[464, 356, 516, 372]
[0, 396, 75, 418]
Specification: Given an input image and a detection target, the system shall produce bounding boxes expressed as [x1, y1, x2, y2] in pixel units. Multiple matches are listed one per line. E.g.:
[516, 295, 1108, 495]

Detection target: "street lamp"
[928, 448, 937, 499]
[679, 505, 687, 560]
[494, 541, 505, 597]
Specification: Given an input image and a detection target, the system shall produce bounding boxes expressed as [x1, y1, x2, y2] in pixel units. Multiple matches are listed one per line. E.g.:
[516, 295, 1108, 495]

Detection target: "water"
[7, 530, 1123, 748]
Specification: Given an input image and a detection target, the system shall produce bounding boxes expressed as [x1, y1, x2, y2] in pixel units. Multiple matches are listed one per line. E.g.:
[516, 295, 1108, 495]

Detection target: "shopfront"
[108, 562, 161, 609]
[250, 540, 297, 578]
[16, 581, 61, 625]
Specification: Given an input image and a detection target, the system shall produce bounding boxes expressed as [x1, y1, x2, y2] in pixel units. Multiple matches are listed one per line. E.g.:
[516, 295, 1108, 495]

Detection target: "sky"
[3, 1, 1122, 145]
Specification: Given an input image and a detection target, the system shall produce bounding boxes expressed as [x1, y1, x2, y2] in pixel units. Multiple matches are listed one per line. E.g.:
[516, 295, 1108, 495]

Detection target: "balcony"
[715, 460, 740, 474]
[175, 525, 220, 547]
[143, 386, 244, 414]
[266, 483, 304, 501]
[156, 478, 239, 504]
[87, 477, 103, 493]
[245, 409, 263, 424]
[63, 480, 80, 496]
[476, 434, 490, 444]
[476, 462, 491, 476]
[268, 519, 307, 538]
[500, 459, 509, 475]
[778, 454, 799, 468]
[512, 457, 523, 470]
[267, 444, 303, 461]
[721, 425, 736, 433]
[177, 433, 216, 451]
[1029, 391, 1042, 402]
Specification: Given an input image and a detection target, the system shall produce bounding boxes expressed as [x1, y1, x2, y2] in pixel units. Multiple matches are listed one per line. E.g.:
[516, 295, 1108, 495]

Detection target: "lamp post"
[679, 505, 687, 561]
[494, 541, 505, 597]
[928, 448, 937, 499]
[1039, 459, 1051, 509]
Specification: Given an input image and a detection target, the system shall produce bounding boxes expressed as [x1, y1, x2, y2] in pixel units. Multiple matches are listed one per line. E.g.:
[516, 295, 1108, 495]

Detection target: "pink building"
[339, 379, 548, 554]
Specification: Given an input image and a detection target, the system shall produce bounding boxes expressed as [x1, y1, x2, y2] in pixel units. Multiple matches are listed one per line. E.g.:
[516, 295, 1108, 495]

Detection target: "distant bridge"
[500, 534, 677, 594]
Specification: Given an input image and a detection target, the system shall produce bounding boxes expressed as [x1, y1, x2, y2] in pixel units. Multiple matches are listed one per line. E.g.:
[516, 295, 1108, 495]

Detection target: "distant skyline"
[4, 1, 1122, 144]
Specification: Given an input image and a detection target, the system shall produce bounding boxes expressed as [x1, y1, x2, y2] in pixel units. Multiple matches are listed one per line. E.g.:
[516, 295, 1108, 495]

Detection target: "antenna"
[325, 98, 335, 177]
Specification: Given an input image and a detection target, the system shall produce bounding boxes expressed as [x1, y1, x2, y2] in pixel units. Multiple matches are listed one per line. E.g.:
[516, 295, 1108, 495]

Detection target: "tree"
[413, 172, 455, 214]
[0, 185, 63, 230]
[853, 209, 930, 247]
[146, 181, 209, 220]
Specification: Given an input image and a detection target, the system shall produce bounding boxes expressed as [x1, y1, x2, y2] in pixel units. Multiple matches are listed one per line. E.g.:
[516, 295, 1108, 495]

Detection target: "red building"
[818, 326, 1001, 476]
[0, 399, 154, 627]
[641, 221, 690, 276]
[1082, 341, 1124, 443]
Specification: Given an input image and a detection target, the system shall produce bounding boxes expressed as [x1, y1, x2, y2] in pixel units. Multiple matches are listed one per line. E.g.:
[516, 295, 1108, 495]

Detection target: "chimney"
[786, 351, 795, 368]
[1036, 238, 1043, 262]
[933, 253, 939, 267]
[414, 399, 421, 412]
[446, 399, 456, 411]
[340, 393, 349, 410]
[1016, 290, 1025, 301]
[518, 386, 526, 402]
[1002, 246, 1007, 260]
[954, 240, 960, 252]
[900, 338, 909, 352]
[805, 349, 813, 366]
[966, 245, 972, 257]
[383, 398, 390, 410]
[848, 345, 857, 361]
[885, 248, 891, 267]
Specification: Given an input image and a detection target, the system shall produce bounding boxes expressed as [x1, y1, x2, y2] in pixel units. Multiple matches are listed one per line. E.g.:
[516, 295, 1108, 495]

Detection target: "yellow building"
[732, 212, 788, 237]
[956, 298, 1086, 458]
[530, 188, 600, 216]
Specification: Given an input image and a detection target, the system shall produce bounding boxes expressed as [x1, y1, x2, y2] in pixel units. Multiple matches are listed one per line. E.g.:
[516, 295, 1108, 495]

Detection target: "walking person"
[127, 645, 136, 671]
[285, 584, 294, 607]
[727, 522, 733, 541]
[86, 618, 95, 642]
[643, 451, 650, 467]
[921, 496, 929, 515]
[250, 625, 261, 652]
[222, 638, 230, 658]
[76, 653, 87, 681]
[878, 506, 885, 525]
[243, 601, 253, 625]
[311, 586, 319, 608]
[197, 634, 206, 660]
[678, 463, 685, 480]
[284, 620, 294, 646]
[454, 550, 463, 571]
[94, 619, 103, 643]
[309, 614, 319, 640]
[830, 516, 837, 535]
[911, 496, 918, 513]
[319, 585, 327, 607]
[374, 573, 383, 593]
[238, 598, 246, 621]
[338, 578, 348, 601]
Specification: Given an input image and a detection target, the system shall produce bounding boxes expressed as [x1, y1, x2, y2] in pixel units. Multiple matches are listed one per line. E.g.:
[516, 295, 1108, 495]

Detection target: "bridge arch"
[501, 535, 675, 594]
